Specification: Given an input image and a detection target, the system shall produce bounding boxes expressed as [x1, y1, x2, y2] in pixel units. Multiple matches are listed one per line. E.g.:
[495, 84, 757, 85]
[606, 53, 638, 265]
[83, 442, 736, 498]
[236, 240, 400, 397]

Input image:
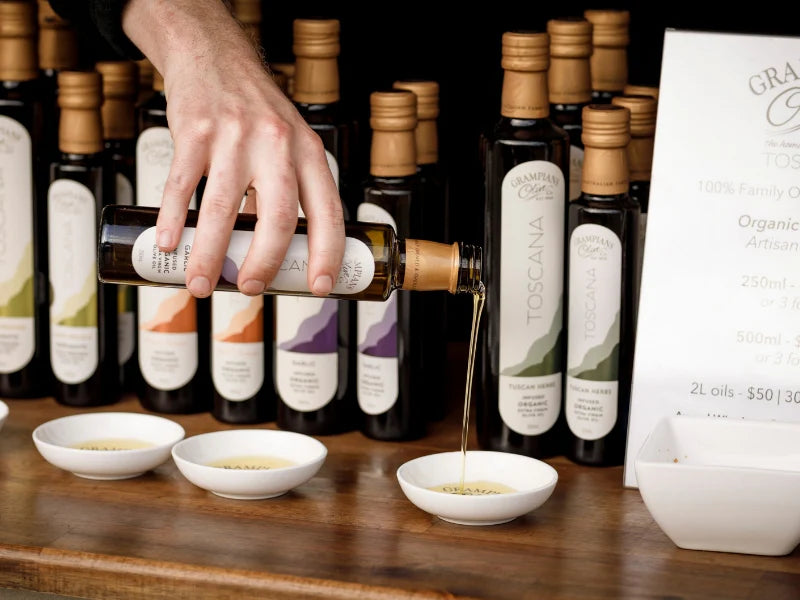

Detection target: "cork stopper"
[584, 9, 630, 46]
[37, 0, 78, 71]
[393, 80, 439, 165]
[584, 9, 629, 93]
[501, 31, 549, 72]
[547, 17, 593, 105]
[623, 84, 659, 100]
[292, 19, 339, 104]
[58, 70, 104, 155]
[500, 32, 550, 119]
[581, 104, 630, 195]
[153, 67, 164, 92]
[612, 95, 657, 181]
[97, 61, 137, 140]
[582, 104, 629, 148]
[0, 1, 37, 81]
[292, 18, 340, 58]
[369, 90, 417, 177]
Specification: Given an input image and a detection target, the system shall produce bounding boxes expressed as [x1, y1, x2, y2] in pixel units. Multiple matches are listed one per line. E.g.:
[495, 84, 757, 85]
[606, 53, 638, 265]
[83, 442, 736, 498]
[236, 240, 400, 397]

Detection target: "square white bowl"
[635, 415, 800, 556]
[0, 400, 7, 433]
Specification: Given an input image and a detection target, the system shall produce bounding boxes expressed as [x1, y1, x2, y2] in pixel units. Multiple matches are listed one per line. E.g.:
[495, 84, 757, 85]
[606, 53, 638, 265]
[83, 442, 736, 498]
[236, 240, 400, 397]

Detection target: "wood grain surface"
[0, 349, 798, 599]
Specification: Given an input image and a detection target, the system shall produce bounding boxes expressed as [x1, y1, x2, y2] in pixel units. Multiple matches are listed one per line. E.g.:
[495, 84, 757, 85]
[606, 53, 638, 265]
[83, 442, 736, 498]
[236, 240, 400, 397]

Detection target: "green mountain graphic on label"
[55, 268, 97, 327]
[501, 296, 563, 377]
[568, 310, 620, 381]
[0, 242, 34, 317]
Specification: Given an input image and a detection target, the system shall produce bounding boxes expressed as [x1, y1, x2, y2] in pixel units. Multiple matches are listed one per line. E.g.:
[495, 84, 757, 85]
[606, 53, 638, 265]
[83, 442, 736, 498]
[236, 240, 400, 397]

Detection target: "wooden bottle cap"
[58, 70, 103, 154]
[370, 90, 417, 132]
[584, 9, 630, 47]
[292, 19, 340, 58]
[153, 67, 164, 92]
[581, 104, 630, 149]
[58, 70, 101, 109]
[623, 84, 659, 100]
[97, 61, 137, 140]
[611, 95, 656, 136]
[547, 17, 593, 58]
[392, 80, 439, 120]
[0, 1, 37, 81]
[501, 31, 549, 72]
[370, 90, 417, 177]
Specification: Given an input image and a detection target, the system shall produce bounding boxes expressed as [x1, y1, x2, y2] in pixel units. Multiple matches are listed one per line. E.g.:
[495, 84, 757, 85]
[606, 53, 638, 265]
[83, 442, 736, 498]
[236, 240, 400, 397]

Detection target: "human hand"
[122, 0, 345, 298]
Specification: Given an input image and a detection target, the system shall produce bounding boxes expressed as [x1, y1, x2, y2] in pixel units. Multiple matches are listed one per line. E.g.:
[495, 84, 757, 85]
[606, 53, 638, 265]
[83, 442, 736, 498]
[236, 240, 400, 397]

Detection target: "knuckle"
[202, 195, 239, 222]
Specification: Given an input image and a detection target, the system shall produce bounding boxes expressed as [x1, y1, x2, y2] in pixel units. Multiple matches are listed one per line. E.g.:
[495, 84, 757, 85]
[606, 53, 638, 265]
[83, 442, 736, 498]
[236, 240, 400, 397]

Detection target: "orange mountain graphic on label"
[142, 290, 197, 333]
[214, 297, 263, 343]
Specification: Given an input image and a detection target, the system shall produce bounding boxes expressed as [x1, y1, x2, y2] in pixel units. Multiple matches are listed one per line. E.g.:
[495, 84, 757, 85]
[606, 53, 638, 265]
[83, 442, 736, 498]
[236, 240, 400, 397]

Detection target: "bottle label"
[566, 223, 621, 440]
[116, 172, 135, 366]
[275, 296, 338, 411]
[356, 203, 398, 415]
[116, 172, 133, 206]
[136, 127, 197, 207]
[212, 291, 264, 401]
[569, 146, 584, 202]
[0, 116, 35, 373]
[47, 179, 98, 384]
[498, 161, 565, 436]
[130, 227, 374, 295]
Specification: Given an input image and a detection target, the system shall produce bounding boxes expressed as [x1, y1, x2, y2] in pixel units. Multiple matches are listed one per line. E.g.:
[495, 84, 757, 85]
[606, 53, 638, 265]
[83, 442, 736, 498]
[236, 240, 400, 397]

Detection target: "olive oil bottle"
[565, 104, 640, 466]
[0, 1, 52, 398]
[584, 9, 630, 104]
[135, 68, 210, 414]
[48, 70, 119, 407]
[477, 31, 570, 459]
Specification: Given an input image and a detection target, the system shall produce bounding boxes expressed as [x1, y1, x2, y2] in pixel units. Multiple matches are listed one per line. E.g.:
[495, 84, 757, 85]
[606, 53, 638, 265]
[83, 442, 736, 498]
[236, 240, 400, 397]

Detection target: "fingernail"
[157, 230, 172, 250]
[188, 276, 211, 297]
[312, 275, 333, 296]
[241, 279, 266, 295]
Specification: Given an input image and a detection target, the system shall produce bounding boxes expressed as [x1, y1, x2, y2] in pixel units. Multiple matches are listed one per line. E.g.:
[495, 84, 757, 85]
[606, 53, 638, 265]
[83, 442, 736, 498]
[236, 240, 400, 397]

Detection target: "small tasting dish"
[171, 429, 327, 500]
[0, 400, 8, 433]
[635, 415, 800, 556]
[32, 411, 185, 480]
[396, 450, 558, 526]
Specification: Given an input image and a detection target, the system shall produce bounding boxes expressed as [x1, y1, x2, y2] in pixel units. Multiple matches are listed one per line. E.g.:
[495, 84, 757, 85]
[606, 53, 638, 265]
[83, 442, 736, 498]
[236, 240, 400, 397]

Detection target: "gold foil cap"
[584, 9, 630, 47]
[58, 70, 102, 109]
[292, 19, 340, 59]
[392, 80, 439, 120]
[97, 61, 136, 140]
[623, 84, 659, 100]
[547, 17, 593, 58]
[611, 95, 656, 136]
[96, 60, 137, 98]
[153, 67, 164, 92]
[58, 70, 103, 154]
[501, 31, 549, 72]
[582, 104, 630, 149]
[0, 1, 37, 81]
[370, 90, 417, 132]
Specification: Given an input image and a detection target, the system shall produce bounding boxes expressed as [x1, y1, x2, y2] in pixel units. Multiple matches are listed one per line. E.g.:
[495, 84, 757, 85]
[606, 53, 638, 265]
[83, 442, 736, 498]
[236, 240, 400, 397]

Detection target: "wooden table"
[1, 389, 798, 599]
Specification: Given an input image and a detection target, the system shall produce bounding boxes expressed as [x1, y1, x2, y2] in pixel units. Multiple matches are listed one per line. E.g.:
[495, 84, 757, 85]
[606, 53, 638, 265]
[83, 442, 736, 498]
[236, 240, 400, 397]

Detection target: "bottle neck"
[501, 70, 549, 119]
[582, 146, 629, 195]
[59, 108, 104, 155]
[293, 56, 339, 104]
[627, 135, 654, 182]
[415, 118, 438, 165]
[590, 48, 627, 93]
[398, 240, 482, 294]
[38, 28, 78, 71]
[102, 97, 136, 141]
[0, 38, 37, 81]
[370, 130, 417, 178]
[548, 56, 591, 105]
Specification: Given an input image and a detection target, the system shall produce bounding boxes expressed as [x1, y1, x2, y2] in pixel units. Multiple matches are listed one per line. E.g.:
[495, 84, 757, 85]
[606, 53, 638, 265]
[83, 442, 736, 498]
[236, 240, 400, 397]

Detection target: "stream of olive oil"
[459, 284, 486, 494]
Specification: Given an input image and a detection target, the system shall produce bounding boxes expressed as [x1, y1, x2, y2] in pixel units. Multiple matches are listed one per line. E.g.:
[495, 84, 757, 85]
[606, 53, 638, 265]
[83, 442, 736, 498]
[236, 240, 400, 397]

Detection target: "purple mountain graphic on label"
[221, 257, 239, 284]
[278, 299, 338, 353]
[358, 295, 397, 358]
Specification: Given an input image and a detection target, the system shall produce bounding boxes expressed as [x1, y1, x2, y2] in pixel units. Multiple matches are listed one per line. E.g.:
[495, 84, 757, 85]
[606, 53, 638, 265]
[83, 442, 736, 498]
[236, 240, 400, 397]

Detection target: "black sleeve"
[48, 0, 144, 61]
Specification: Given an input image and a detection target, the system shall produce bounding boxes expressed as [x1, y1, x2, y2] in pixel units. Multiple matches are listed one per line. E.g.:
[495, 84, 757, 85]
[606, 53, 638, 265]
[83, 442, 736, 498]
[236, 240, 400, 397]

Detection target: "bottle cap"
[153, 67, 164, 92]
[97, 61, 137, 140]
[370, 89, 417, 132]
[58, 70, 104, 154]
[137, 58, 154, 91]
[96, 60, 137, 99]
[581, 104, 630, 149]
[547, 17, 593, 58]
[392, 80, 439, 120]
[232, 0, 261, 25]
[623, 84, 659, 100]
[584, 9, 630, 47]
[611, 95, 657, 136]
[37, 0, 78, 71]
[370, 90, 417, 177]
[502, 31, 549, 72]
[0, 1, 37, 81]
[292, 19, 340, 59]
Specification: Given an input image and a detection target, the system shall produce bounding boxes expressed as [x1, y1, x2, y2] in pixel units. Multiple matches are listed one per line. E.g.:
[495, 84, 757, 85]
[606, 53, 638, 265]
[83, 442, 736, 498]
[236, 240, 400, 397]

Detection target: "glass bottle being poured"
[97, 205, 483, 301]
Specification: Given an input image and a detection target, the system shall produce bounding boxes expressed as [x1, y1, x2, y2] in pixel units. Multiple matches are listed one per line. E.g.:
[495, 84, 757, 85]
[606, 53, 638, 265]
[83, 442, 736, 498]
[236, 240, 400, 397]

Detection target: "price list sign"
[624, 30, 800, 487]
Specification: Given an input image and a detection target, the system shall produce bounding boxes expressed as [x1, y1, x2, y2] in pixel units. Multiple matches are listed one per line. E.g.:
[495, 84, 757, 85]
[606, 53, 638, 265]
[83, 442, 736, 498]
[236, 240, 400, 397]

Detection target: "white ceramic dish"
[396, 450, 558, 526]
[635, 415, 800, 556]
[171, 429, 327, 500]
[32, 412, 185, 480]
[0, 400, 8, 433]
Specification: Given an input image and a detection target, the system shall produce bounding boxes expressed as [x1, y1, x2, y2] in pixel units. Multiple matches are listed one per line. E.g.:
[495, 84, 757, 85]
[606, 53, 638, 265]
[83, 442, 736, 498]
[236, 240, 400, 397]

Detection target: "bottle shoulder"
[484, 116, 570, 146]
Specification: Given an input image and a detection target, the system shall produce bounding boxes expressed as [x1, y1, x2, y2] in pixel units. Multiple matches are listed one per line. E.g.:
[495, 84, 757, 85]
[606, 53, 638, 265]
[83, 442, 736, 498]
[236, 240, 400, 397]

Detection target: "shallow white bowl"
[32, 412, 185, 480]
[0, 400, 7, 432]
[396, 450, 558, 526]
[635, 415, 800, 556]
[171, 429, 327, 500]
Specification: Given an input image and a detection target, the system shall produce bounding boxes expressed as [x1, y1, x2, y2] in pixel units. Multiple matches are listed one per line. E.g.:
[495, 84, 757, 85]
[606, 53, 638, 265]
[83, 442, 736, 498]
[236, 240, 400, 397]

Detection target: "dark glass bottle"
[135, 68, 210, 414]
[357, 89, 426, 441]
[393, 79, 449, 422]
[0, 1, 52, 398]
[584, 9, 630, 104]
[565, 104, 640, 466]
[477, 31, 570, 459]
[97, 60, 140, 393]
[548, 17, 592, 202]
[48, 70, 119, 407]
[276, 18, 357, 435]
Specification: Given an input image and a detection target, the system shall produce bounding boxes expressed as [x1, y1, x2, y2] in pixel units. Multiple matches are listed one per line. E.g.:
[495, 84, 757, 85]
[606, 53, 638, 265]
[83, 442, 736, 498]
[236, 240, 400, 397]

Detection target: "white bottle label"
[0, 116, 35, 373]
[566, 223, 622, 441]
[569, 146, 584, 202]
[136, 127, 196, 208]
[356, 203, 398, 415]
[276, 296, 338, 411]
[212, 291, 264, 401]
[48, 179, 98, 384]
[498, 161, 565, 436]
[115, 172, 135, 366]
[116, 172, 133, 206]
[130, 227, 375, 295]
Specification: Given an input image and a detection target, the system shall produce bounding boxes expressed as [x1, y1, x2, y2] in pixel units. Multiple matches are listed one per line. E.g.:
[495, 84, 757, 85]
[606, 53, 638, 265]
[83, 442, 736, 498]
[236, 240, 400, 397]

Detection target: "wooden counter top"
[0, 388, 798, 599]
